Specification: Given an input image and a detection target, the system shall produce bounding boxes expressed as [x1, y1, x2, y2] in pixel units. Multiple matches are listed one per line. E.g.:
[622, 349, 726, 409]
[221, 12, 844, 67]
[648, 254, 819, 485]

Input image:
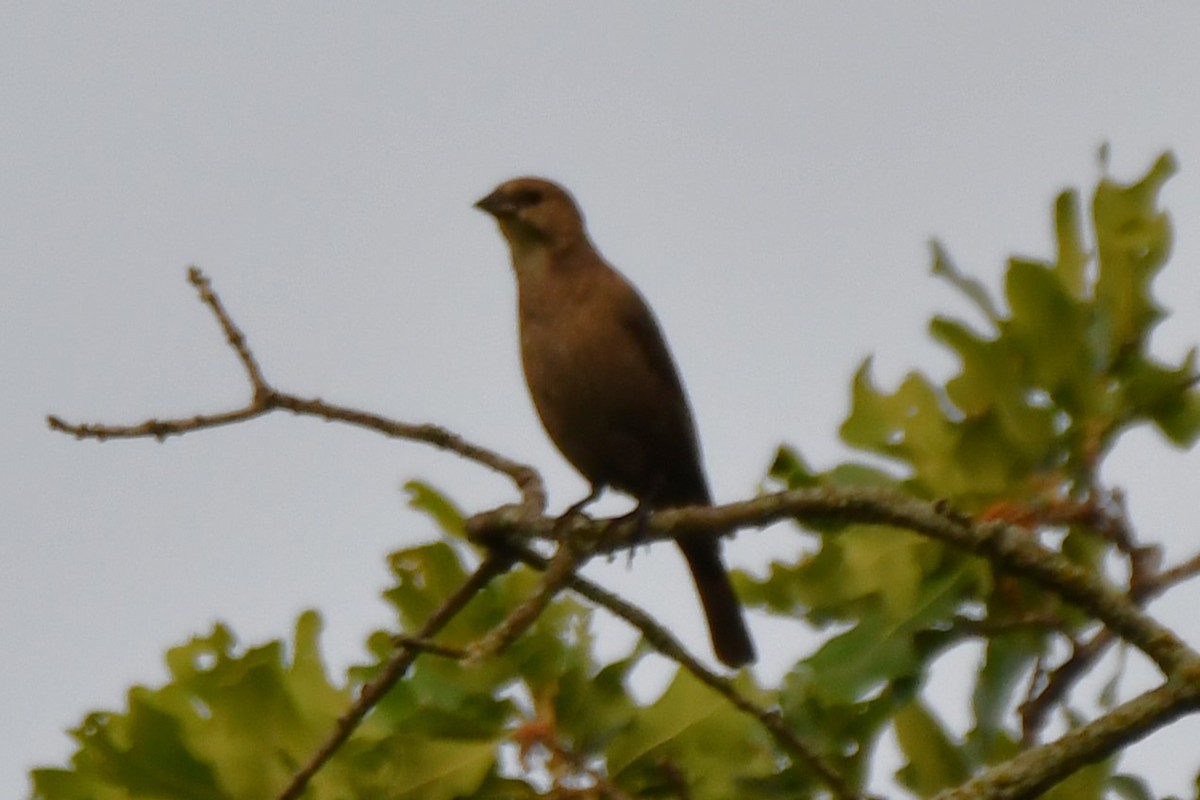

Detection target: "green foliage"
[32, 615, 348, 800]
[606, 669, 775, 796]
[29, 537, 776, 800]
[33, 155, 1200, 798]
[764, 151, 1200, 796]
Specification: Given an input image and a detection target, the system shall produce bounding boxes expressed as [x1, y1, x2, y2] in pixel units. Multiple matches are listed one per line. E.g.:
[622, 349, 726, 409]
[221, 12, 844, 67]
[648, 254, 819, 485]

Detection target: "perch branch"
[471, 489, 1199, 678]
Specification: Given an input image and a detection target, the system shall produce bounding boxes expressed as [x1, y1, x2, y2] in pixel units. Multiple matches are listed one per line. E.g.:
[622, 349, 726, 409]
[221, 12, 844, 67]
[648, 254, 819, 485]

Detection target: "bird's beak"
[474, 190, 515, 218]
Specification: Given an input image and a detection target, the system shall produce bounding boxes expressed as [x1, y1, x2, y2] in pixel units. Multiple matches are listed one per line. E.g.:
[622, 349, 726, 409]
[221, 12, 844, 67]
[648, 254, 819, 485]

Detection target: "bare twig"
[1021, 650, 1050, 726]
[48, 407, 270, 441]
[1149, 550, 1200, 594]
[47, 267, 546, 516]
[187, 266, 269, 393]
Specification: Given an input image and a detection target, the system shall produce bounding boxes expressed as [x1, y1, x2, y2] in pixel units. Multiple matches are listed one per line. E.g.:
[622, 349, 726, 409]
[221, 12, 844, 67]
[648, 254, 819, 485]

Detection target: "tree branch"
[47, 267, 546, 516]
[187, 266, 270, 394]
[1020, 516, 1200, 745]
[276, 552, 512, 800]
[470, 490, 1200, 679]
[465, 538, 589, 662]
[936, 674, 1200, 800]
[505, 540, 867, 800]
[1020, 627, 1109, 746]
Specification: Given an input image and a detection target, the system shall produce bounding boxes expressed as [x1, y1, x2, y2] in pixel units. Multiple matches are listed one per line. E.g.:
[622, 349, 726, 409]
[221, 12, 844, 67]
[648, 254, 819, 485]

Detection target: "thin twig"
[276, 553, 511, 800]
[48, 407, 270, 441]
[504, 541, 866, 800]
[1018, 496, 1197, 745]
[48, 267, 547, 515]
[1149, 550, 1200, 593]
[466, 539, 588, 662]
[945, 612, 1066, 639]
[187, 266, 269, 393]
[390, 635, 469, 660]
[1020, 629, 1109, 745]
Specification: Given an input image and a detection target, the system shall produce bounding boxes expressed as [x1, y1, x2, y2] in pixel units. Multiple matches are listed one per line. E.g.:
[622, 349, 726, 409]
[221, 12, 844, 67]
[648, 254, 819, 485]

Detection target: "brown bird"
[475, 176, 755, 668]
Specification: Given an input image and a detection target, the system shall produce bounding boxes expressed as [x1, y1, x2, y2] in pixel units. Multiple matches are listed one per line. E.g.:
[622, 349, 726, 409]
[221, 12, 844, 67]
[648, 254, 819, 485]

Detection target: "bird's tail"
[678, 537, 755, 668]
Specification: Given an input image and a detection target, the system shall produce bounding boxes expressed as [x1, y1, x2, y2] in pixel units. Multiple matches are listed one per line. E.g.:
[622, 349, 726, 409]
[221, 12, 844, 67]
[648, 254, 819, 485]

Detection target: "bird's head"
[475, 177, 587, 255]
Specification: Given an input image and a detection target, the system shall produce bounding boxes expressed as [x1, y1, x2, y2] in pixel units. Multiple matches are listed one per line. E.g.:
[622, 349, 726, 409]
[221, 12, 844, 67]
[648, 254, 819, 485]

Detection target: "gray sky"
[5, 4, 1200, 796]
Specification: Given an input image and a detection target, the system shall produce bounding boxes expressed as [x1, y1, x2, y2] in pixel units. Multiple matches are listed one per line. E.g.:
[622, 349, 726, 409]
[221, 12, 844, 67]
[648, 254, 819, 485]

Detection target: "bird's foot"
[610, 501, 653, 566]
[552, 484, 605, 537]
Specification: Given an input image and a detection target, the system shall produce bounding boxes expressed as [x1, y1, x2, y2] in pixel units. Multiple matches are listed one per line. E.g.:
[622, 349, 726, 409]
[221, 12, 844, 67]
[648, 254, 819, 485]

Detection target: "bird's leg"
[614, 481, 663, 565]
[554, 483, 605, 533]
[618, 501, 654, 566]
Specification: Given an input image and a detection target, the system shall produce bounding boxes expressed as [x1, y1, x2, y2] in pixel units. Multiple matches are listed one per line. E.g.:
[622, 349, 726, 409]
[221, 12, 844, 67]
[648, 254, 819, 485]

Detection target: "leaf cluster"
[760, 152, 1197, 798]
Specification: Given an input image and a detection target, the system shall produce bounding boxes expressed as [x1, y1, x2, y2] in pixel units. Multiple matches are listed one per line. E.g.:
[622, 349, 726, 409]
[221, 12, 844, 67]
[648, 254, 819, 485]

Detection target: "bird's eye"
[514, 188, 544, 206]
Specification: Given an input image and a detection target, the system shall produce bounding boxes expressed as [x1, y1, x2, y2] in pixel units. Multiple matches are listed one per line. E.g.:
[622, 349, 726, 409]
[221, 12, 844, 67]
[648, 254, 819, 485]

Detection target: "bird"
[474, 176, 755, 668]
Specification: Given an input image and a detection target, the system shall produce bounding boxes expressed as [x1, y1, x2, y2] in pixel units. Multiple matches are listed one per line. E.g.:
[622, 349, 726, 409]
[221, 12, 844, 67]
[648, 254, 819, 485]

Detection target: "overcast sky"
[5, 4, 1200, 796]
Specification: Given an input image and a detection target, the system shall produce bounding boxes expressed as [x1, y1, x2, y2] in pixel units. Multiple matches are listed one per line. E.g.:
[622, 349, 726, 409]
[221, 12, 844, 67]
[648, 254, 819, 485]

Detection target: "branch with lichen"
[936, 675, 1200, 800]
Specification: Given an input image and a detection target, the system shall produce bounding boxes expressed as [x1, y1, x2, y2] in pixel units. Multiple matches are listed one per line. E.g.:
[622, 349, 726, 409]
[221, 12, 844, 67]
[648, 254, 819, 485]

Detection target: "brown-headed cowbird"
[475, 177, 755, 668]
